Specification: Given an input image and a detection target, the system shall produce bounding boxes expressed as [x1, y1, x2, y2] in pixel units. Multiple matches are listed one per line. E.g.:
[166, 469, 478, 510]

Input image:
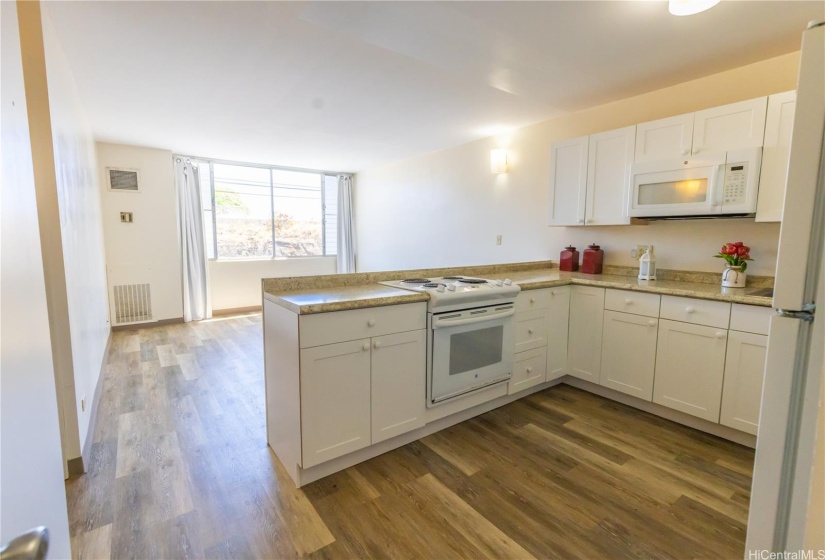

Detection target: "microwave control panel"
[723, 162, 748, 205]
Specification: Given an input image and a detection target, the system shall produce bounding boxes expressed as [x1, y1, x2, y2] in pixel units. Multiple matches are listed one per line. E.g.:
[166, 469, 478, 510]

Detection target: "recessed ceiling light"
[668, 0, 721, 16]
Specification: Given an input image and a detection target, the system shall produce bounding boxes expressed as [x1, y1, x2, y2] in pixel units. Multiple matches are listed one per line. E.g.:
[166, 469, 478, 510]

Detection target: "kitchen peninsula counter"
[263, 262, 773, 314]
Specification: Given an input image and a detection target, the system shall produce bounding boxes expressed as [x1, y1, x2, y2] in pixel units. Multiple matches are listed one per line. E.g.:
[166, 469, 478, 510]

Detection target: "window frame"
[179, 154, 341, 261]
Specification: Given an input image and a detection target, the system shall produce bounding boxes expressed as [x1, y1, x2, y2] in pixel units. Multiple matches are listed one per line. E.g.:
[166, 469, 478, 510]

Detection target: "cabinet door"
[371, 329, 426, 444]
[300, 339, 371, 468]
[547, 286, 571, 381]
[692, 97, 768, 155]
[653, 320, 728, 422]
[756, 91, 796, 223]
[548, 136, 588, 226]
[720, 331, 768, 435]
[634, 113, 694, 163]
[600, 311, 658, 401]
[585, 126, 635, 225]
[567, 286, 605, 382]
[508, 347, 548, 395]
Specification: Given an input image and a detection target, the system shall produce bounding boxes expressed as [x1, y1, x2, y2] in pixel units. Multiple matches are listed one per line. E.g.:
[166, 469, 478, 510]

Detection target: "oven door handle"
[432, 308, 514, 329]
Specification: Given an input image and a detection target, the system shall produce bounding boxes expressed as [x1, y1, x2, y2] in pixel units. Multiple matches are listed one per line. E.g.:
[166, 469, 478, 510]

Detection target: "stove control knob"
[436, 285, 446, 293]
[503, 278, 512, 286]
[447, 284, 457, 292]
[495, 279, 504, 287]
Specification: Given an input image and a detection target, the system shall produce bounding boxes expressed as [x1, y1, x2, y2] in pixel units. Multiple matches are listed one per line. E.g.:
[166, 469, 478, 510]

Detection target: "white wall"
[96, 142, 183, 321]
[209, 257, 336, 310]
[1, 0, 72, 556]
[356, 53, 798, 276]
[41, 5, 111, 459]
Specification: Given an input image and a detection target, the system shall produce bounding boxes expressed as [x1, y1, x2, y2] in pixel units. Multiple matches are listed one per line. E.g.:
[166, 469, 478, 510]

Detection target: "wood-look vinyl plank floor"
[67, 313, 755, 559]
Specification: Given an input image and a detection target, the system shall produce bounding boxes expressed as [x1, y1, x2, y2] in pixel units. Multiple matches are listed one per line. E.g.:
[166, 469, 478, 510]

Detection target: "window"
[193, 158, 339, 259]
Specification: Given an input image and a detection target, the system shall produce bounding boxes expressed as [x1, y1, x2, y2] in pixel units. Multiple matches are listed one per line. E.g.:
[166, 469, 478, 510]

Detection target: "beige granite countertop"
[263, 263, 773, 314]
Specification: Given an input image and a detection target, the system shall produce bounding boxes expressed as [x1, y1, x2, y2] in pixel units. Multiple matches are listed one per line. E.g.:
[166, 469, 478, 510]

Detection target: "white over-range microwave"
[628, 147, 762, 219]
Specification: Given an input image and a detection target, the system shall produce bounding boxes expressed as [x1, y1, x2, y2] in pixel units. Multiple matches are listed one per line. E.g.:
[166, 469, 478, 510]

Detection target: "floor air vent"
[113, 283, 153, 324]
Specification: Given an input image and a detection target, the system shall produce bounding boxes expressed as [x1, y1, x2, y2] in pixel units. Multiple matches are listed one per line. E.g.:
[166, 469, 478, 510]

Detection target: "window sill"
[208, 255, 336, 263]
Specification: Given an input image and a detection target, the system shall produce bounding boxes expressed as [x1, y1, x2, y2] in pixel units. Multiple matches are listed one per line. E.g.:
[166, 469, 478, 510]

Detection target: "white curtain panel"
[337, 174, 357, 274]
[174, 157, 211, 321]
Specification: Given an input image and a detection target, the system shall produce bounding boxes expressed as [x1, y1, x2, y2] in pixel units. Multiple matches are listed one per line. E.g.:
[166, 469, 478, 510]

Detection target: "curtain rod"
[173, 153, 351, 177]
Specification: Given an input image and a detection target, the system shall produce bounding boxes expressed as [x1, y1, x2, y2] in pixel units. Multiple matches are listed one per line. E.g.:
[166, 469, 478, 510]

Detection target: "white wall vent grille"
[107, 167, 140, 192]
[113, 284, 153, 324]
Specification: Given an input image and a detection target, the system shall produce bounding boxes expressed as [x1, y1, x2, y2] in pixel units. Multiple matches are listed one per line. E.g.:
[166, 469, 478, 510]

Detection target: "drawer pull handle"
[648, 320, 656, 327]
[367, 319, 376, 327]
[362, 343, 370, 351]
[685, 306, 695, 314]
[373, 341, 382, 349]
[625, 298, 633, 305]
[526, 367, 533, 373]
[715, 331, 726, 339]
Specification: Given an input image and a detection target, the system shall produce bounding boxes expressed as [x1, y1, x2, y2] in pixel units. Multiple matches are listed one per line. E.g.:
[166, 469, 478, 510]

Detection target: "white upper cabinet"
[692, 97, 767, 156]
[756, 91, 796, 223]
[634, 113, 694, 162]
[548, 136, 589, 226]
[585, 126, 636, 226]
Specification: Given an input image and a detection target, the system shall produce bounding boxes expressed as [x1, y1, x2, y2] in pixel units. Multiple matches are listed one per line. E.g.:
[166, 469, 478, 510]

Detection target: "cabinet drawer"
[730, 304, 772, 336]
[299, 303, 426, 348]
[514, 309, 549, 353]
[516, 288, 552, 313]
[605, 289, 661, 318]
[660, 295, 730, 329]
[508, 347, 547, 395]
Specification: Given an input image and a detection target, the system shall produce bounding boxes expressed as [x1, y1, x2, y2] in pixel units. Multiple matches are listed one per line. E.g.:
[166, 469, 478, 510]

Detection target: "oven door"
[429, 304, 515, 405]
[629, 154, 726, 217]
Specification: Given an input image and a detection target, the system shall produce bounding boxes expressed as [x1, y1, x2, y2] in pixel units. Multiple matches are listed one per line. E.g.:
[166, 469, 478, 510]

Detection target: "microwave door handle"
[710, 164, 725, 209]
[432, 308, 515, 329]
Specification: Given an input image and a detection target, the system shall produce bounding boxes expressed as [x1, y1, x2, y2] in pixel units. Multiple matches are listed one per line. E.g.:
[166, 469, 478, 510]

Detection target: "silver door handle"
[432, 308, 514, 328]
[1, 527, 49, 560]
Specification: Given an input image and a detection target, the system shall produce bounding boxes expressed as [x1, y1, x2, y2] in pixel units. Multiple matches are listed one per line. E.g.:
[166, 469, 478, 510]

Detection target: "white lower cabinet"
[508, 346, 548, 395]
[547, 287, 571, 380]
[371, 329, 426, 443]
[300, 339, 372, 468]
[568, 286, 605, 382]
[653, 319, 728, 422]
[720, 331, 768, 435]
[600, 311, 658, 401]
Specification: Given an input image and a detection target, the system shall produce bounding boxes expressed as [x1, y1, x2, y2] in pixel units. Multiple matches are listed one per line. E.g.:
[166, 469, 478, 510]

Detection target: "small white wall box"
[107, 167, 140, 192]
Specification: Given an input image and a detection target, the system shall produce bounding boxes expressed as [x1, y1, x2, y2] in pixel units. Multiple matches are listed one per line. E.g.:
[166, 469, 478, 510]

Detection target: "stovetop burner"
[401, 278, 431, 284]
[458, 278, 487, 284]
[441, 276, 464, 280]
[422, 283, 446, 288]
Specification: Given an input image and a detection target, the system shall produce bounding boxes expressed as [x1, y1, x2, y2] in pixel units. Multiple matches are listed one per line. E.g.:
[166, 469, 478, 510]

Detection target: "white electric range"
[379, 275, 521, 406]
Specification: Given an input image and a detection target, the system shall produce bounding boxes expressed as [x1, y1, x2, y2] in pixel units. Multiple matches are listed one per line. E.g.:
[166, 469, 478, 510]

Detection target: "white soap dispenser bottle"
[638, 245, 657, 280]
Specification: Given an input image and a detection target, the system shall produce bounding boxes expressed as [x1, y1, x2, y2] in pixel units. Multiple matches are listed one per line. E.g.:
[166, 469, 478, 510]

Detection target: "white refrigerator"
[746, 19, 825, 553]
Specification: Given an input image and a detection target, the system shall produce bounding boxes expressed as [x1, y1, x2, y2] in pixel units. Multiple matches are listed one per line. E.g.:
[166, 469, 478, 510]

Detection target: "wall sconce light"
[491, 149, 508, 174]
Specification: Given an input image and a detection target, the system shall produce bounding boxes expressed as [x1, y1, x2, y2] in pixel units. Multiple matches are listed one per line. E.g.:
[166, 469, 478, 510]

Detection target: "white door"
[300, 339, 372, 468]
[692, 97, 768, 155]
[653, 319, 728, 422]
[600, 311, 658, 401]
[546, 287, 571, 381]
[720, 331, 768, 435]
[548, 136, 588, 226]
[756, 91, 797, 223]
[371, 329, 426, 444]
[568, 286, 605, 382]
[585, 126, 635, 225]
[634, 113, 694, 163]
[508, 347, 548, 395]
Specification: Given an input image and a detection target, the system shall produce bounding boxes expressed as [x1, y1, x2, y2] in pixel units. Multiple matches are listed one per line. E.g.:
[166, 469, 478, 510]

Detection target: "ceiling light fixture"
[491, 149, 508, 174]
[668, 0, 721, 16]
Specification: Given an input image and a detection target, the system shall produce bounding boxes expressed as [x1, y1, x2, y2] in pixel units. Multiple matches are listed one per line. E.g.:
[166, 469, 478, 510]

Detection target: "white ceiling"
[44, 1, 824, 172]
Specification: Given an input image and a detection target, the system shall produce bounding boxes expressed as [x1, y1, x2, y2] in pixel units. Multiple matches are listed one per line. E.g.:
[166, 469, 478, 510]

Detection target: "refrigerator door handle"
[776, 309, 816, 322]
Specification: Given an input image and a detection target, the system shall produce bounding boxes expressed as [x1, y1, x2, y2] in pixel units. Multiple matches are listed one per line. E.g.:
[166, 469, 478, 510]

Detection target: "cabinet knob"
[528, 329, 534, 335]
[362, 343, 370, 351]
[367, 319, 376, 327]
[526, 367, 533, 373]
[624, 298, 633, 305]
[530, 298, 535, 304]
[551, 290, 556, 296]
[715, 331, 726, 339]
[373, 341, 382, 349]
[685, 306, 695, 314]
[648, 320, 657, 327]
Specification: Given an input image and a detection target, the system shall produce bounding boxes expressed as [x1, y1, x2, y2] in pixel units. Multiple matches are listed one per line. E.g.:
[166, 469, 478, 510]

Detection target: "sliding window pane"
[213, 164, 272, 258]
[272, 169, 322, 257]
[323, 174, 338, 256]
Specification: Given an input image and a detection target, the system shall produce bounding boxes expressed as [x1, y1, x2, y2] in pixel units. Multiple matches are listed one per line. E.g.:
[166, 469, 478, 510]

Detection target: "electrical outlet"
[120, 211, 133, 223]
[632, 244, 649, 259]
[81, 397, 86, 412]
[496, 234, 502, 246]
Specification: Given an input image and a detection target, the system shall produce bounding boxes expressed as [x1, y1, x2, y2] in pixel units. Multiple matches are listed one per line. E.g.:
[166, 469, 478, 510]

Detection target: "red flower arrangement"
[715, 241, 753, 272]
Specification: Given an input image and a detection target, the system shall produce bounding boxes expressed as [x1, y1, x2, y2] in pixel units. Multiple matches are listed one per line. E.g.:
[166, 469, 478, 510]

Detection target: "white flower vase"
[722, 265, 747, 288]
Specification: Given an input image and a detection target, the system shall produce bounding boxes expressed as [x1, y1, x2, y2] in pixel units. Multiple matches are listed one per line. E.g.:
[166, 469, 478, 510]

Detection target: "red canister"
[559, 246, 579, 272]
[581, 243, 604, 274]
